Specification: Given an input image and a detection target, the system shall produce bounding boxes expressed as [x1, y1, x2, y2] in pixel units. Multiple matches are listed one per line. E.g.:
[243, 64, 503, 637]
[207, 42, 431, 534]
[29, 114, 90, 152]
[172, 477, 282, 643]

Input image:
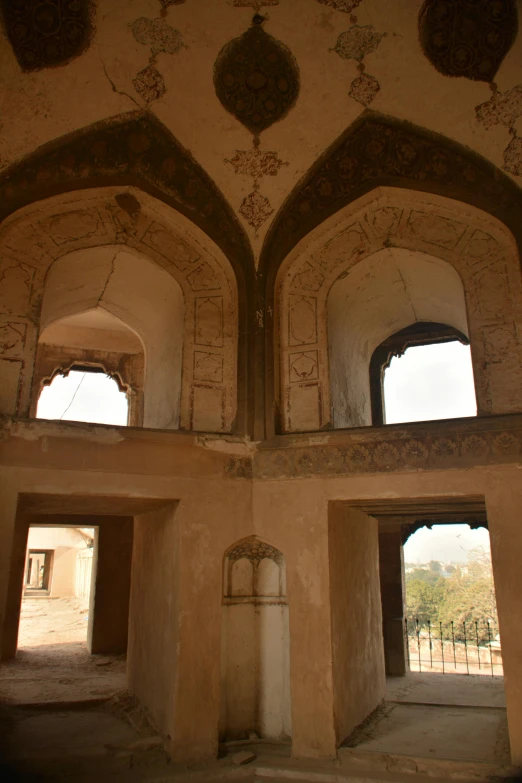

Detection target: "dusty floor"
[0, 598, 126, 705]
[342, 673, 510, 765]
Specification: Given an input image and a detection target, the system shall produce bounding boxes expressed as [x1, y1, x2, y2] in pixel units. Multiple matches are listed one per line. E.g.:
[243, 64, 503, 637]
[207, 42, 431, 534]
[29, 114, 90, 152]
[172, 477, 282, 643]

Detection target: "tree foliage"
[405, 548, 498, 643]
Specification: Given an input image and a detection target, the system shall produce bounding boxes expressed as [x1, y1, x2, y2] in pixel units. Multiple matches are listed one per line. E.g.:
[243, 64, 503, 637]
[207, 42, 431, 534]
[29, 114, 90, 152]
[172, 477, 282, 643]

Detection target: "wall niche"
[220, 536, 291, 742]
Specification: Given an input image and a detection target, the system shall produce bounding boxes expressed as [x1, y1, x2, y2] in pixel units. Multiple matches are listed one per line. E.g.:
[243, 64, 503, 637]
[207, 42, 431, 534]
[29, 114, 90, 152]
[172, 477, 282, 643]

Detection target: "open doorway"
[404, 523, 502, 676]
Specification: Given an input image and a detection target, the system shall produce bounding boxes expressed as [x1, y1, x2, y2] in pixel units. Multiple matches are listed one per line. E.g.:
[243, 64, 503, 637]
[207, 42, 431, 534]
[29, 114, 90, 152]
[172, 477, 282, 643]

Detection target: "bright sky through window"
[37, 370, 128, 426]
[404, 523, 490, 564]
[384, 341, 477, 425]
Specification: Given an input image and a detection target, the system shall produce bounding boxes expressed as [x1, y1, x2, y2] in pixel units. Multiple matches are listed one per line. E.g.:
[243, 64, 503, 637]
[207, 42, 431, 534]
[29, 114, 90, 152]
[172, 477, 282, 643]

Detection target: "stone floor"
[0, 603, 515, 781]
[341, 673, 509, 766]
[0, 598, 126, 705]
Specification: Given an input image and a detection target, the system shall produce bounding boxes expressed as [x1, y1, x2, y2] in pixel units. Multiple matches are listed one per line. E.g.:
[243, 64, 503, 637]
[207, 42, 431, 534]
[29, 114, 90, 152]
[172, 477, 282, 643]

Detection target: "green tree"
[405, 577, 445, 626]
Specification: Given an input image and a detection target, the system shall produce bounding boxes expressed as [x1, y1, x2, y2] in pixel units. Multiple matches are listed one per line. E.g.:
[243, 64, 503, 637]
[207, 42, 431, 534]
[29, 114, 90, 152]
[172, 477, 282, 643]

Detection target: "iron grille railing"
[405, 618, 502, 675]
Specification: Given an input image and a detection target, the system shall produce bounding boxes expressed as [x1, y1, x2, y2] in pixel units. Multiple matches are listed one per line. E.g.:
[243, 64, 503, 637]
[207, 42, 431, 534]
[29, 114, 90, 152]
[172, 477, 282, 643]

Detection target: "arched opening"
[31, 246, 183, 429]
[370, 322, 477, 425]
[327, 249, 473, 429]
[220, 537, 291, 743]
[37, 368, 129, 426]
[403, 523, 502, 677]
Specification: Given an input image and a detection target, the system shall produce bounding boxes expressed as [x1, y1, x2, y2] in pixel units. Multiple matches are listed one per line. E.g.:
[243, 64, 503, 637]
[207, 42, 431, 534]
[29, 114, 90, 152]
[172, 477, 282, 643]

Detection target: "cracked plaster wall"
[328, 248, 469, 429]
[38, 246, 184, 430]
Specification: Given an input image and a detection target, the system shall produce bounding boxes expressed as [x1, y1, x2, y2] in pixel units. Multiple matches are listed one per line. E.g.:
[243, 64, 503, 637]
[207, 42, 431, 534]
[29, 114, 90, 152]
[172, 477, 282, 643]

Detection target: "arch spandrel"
[276, 187, 522, 433]
[0, 187, 238, 433]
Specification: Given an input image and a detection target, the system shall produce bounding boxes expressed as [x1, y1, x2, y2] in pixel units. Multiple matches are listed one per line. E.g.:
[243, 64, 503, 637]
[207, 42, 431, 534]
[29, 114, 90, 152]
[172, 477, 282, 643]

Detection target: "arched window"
[37, 367, 128, 426]
[369, 322, 477, 425]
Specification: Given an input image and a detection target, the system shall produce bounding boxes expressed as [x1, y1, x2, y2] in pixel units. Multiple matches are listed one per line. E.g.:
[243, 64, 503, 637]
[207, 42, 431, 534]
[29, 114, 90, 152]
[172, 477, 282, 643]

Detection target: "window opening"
[370, 323, 476, 425]
[36, 368, 128, 426]
[404, 524, 502, 676]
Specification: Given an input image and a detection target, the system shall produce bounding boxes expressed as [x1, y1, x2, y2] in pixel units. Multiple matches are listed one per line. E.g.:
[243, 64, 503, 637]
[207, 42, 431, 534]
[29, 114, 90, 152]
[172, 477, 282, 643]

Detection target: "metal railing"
[405, 618, 502, 676]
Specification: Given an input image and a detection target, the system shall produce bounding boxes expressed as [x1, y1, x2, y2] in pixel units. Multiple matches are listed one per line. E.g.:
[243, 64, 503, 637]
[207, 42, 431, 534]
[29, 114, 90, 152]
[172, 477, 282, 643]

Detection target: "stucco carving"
[0, 0, 93, 71]
[253, 419, 522, 480]
[332, 26, 385, 61]
[0, 115, 252, 272]
[277, 188, 522, 433]
[239, 191, 274, 232]
[133, 65, 167, 103]
[226, 537, 283, 565]
[504, 135, 522, 177]
[131, 17, 184, 56]
[315, 0, 363, 12]
[0, 188, 238, 432]
[261, 114, 522, 276]
[418, 0, 518, 83]
[213, 22, 300, 136]
[348, 73, 380, 107]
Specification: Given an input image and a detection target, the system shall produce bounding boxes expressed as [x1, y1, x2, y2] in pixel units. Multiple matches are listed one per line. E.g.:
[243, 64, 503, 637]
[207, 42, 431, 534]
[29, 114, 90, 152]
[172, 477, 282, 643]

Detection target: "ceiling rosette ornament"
[213, 19, 300, 136]
[419, 0, 518, 83]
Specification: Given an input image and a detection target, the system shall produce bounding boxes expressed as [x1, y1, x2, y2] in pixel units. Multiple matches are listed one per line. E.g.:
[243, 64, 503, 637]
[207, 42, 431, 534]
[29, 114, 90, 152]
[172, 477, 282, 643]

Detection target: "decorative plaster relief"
[278, 190, 522, 433]
[239, 191, 274, 232]
[0, 322, 26, 358]
[226, 537, 282, 566]
[288, 296, 317, 346]
[230, 0, 279, 6]
[0, 262, 35, 315]
[504, 135, 522, 177]
[195, 297, 224, 347]
[348, 73, 380, 107]
[141, 223, 201, 270]
[314, 0, 363, 11]
[312, 222, 367, 271]
[214, 23, 300, 135]
[406, 211, 467, 250]
[289, 351, 319, 383]
[332, 26, 385, 61]
[262, 115, 521, 274]
[291, 261, 324, 292]
[226, 148, 286, 179]
[364, 206, 402, 238]
[476, 85, 522, 130]
[187, 262, 221, 291]
[131, 17, 184, 56]
[419, 0, 518, 82]
[133, 65, 166, 103]
[0, 0, 93, 71]
[193, 352, 224, 383]
[252, 423, 522, 480]
[160, 0, 187, 9]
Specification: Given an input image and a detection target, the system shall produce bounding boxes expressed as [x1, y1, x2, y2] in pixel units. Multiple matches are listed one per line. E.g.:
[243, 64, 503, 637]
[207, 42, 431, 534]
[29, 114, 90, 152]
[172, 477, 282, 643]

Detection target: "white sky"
[404, 524, 490, 564]
[37, 371, 128, 426]
[384, 341, 477, 424]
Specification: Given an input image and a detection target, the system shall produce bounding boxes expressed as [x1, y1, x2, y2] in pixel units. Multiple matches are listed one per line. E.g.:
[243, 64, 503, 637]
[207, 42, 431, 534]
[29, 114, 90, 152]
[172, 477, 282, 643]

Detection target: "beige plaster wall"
[328, 505, 386, 744]
[27, 526, 90, 597]
[2, 421, 522, 763]
[328, 249, 470, 428]
[127, 504, 180, 741]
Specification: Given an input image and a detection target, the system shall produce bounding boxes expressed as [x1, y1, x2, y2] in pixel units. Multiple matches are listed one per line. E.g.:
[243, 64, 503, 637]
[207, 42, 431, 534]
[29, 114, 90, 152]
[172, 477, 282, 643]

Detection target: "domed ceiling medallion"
[419, 0, 518, 83]
[214, 22, 300, 136]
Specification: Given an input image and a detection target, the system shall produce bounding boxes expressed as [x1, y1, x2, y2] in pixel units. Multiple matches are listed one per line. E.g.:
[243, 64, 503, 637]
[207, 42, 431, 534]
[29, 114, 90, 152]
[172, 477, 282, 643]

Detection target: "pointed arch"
[259, 112, 522, 435]
[0, 112, 256, 435]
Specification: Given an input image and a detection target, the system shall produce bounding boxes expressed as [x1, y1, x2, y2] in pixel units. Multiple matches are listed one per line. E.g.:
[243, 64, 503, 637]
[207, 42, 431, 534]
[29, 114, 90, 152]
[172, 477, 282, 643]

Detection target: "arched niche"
[328, 249, 471, 429]
[0, 187, 238, 433]
[220, 537, 291, 743]
[276, 187, 522, 433]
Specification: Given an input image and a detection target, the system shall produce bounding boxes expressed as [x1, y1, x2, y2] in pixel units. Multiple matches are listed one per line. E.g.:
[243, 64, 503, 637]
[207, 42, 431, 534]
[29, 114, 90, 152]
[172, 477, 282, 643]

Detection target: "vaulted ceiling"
[0, 0, 521, 262]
